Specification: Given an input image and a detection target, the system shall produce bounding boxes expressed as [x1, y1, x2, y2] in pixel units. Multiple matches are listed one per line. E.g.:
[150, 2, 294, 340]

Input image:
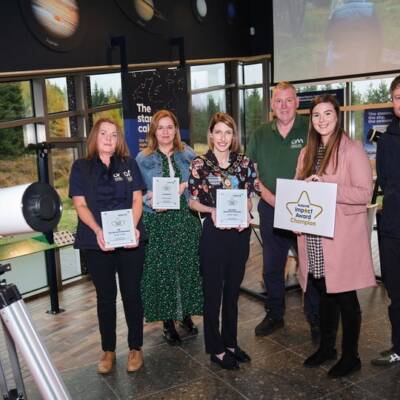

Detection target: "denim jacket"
[136, 145, 196, 213]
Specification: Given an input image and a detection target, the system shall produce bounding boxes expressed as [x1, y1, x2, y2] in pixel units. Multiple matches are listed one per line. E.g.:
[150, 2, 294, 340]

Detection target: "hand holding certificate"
[152, 177, 180, 210]
[101, 209, 137, 249]
[216, 189, 248, 228]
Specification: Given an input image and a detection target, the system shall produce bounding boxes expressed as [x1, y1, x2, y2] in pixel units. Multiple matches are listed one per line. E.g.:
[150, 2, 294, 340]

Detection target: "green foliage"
[244, 89, 263, 140]
[191, 95, 222, 146]
[0, 84, 26, 158]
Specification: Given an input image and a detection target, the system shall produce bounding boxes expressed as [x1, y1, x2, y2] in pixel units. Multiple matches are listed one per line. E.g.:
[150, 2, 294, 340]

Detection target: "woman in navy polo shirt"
[69, 118, 146, 374]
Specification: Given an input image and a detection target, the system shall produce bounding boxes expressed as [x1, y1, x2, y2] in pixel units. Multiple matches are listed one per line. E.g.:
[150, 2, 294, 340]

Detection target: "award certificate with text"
[101, 209, 136, 249]
[152, 177, 180, 210]
[216, 189, 248, 228]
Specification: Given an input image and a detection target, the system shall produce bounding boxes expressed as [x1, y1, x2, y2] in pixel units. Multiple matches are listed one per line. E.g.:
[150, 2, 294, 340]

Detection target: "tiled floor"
[4, 231, 400, 399]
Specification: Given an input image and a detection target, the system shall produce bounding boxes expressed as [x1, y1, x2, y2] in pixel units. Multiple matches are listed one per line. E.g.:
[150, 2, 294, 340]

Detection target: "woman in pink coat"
[295, 94, 376, 378]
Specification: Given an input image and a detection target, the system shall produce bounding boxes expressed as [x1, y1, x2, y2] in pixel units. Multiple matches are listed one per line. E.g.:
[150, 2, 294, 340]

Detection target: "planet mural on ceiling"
[31, 0, 79, 39]
[134, 0, 154, 22]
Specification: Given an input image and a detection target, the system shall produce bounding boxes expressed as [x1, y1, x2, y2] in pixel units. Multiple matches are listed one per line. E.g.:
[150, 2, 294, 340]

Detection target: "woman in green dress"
[136, 109, 203, 344]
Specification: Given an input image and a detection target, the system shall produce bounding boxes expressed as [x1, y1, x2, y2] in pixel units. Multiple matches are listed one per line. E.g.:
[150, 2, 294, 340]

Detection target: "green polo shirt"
[246, 115, 308, 194]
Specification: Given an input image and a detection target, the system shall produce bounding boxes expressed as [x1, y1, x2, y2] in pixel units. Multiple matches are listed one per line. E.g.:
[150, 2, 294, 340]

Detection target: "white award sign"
[216, 189, 248, 228]
[274, 178, 337, 237]
[101, 209, 136, 249]
[152, 177, 180, 210]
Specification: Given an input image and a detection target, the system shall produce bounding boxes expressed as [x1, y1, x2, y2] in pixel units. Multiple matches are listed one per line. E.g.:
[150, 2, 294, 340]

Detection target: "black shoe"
[210, 352, 239, 370]
[163, 320, 181, 345]
[310, 322, 321, 345]
[255, 314, 284, 336]
[303, 348, 337, 368]
[328, 356, 361, 378]
[179, 315, 198, 335]
[226, 346, 251, 363]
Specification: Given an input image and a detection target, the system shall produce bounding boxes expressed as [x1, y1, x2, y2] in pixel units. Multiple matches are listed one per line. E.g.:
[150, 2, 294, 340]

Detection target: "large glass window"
[0, 126, 37, 188]
[191, 90, 226, 154]
[46, 78, 69, 113]
[351, 78, 392, 105]
[0, 81, 33, 122]
[88, 73, 122, 107]
[191, 63, 225, 90]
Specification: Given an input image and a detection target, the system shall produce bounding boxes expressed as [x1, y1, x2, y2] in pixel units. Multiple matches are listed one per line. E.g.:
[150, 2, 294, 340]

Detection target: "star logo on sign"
[286, 191, 323, 220]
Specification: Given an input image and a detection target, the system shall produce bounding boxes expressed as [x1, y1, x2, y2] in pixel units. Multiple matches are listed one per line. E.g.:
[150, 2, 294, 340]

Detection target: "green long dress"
[141, 151, 203, 322]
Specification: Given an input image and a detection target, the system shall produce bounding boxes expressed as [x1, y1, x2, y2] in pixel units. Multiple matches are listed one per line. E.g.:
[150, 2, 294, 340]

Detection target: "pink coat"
[295, 134, 376, 293]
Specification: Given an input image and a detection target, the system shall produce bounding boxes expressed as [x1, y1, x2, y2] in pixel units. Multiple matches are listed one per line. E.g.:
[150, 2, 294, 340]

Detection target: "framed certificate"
[216, 189, 248, 228]
[152, 177, 180, 210]
[274, 178, 337, 237]
[101, 209, 136, 249]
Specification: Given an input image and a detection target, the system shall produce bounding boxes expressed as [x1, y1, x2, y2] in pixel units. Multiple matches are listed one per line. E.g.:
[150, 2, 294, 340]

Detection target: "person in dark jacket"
[372, 75, 400, 366]
[69, 118, 146, 374]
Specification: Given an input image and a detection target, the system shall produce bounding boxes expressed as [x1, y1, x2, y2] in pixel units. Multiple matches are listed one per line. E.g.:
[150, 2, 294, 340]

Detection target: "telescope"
[0, 182, 71, 399]
[0, 182, 62, 236]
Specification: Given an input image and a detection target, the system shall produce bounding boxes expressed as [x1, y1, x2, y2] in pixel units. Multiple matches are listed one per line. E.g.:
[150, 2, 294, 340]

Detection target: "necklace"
[200, 153, 244, 189]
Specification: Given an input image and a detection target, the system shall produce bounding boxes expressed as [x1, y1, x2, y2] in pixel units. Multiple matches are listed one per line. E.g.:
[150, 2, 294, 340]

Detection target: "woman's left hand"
[237, 211, 253, 232]
[123, 229, 141, 249]
[305, 174, 321, 182]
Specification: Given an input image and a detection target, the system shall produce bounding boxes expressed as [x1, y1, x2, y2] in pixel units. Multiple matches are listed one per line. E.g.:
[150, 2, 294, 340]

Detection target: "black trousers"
[380, 235, 400, 354]
[310, 275, 361, 358]
[84, 247, 145, 351]
[258, 200, 319, 321]
[200, 217, 251, 354]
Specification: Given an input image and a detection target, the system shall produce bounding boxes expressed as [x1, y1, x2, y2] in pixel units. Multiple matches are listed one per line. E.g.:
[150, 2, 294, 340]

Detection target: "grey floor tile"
[138, 376, 246, 400]
[215, 349, 351, 400]
[101, 345, 212, 399]
[319, 384, 379, 400]
[361, 364, 400, 399]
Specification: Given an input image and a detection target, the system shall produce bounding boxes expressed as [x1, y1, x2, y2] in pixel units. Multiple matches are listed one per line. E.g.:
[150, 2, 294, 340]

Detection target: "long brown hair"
[207, 112, 240, 153]
[143, 109, 184, 155]
[86, 118, 129, 159]
[299, 94, 344, 180]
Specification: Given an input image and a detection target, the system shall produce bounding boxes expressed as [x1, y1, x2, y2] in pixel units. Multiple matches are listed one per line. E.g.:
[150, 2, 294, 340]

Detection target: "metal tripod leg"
[2, 320, 26, 399]
[0, 352, 11, 399]
[0, 284, 71, 400]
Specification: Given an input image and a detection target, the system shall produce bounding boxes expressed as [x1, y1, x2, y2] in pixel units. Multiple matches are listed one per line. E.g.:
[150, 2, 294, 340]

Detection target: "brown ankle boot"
[97, 351, 115, 374]
[127, 349, 144, 372]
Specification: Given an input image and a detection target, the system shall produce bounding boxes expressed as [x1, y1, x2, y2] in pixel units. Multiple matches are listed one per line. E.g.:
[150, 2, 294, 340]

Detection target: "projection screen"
[273, 0, 400, 83]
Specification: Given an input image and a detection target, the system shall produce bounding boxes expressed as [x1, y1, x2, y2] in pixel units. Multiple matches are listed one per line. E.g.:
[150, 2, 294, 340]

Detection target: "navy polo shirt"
[69, 155, 146, 249]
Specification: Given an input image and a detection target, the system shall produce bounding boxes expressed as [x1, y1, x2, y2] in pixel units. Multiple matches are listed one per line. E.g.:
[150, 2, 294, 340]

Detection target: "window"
[88, 73, 122, 107]
[191, 63, 225, 90]
[46, 78, 69, 113]
[0, 81, 33, 122]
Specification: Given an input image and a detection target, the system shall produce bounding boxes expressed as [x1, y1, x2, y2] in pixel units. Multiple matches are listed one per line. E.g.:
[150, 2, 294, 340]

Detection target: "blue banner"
[123, 68, 189, 156]
[363, 108, 393, 159]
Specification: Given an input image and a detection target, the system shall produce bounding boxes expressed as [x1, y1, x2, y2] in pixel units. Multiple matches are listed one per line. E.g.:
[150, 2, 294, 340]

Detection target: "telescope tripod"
[0, 263, 71, 399]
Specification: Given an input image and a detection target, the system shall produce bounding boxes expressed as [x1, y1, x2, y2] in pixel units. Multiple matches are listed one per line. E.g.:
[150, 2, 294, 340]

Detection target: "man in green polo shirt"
[247, 81, 319, 339]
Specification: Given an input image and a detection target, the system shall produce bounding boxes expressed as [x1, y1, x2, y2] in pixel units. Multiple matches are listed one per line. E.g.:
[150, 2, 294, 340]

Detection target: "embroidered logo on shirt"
[113, 172, 123, 182]
[290, 138, 304, 149]
[123, 169, 133, 182]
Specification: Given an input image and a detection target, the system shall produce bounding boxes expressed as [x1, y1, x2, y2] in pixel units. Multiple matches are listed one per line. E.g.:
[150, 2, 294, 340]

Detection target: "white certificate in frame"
[216, 189, 248, 228]
[152, 177, 180, 210]
[101, 208, 136, 249]
[274, 178, 337, 237]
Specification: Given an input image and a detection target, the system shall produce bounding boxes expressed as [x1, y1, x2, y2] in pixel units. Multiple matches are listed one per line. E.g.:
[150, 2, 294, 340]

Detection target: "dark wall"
[0, 0, 272, 75]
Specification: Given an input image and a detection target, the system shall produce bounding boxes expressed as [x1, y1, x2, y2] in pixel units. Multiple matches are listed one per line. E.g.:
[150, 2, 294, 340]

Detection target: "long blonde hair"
[143, 109, 184, 155]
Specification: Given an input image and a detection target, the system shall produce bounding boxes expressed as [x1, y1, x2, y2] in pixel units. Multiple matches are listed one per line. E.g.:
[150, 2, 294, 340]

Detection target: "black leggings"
[84, 247, 145, 351]
[310, 275, 361, 358]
